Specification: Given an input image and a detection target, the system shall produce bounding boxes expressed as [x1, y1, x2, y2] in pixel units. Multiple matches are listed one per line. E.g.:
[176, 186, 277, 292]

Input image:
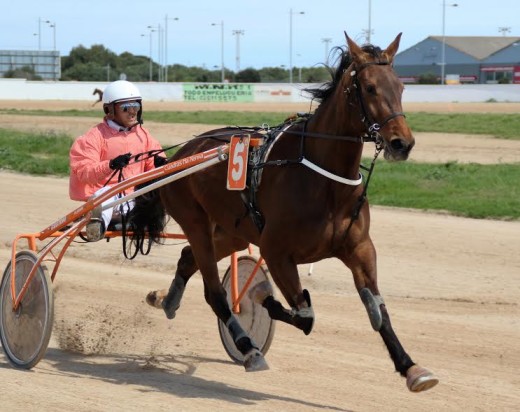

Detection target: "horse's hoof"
[406, 365, 439, 392]
[161, 299, 178, 320]
[290, 289, 315, 335]
[243, 349, 269, 372]
[248, 280, 273, 304]
[145, 290, 164, 309]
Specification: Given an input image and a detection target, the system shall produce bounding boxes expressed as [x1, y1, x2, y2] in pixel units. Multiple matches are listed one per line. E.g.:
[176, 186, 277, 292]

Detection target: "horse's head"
[345, 33, 414, 161]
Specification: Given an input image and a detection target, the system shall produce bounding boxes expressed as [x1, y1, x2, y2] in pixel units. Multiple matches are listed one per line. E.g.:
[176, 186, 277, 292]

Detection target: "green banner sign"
[183, 83, 254, 102]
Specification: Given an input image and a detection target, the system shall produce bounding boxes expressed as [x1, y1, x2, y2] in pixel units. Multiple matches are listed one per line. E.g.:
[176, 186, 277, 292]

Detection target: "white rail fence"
[0, 78, 519, 103]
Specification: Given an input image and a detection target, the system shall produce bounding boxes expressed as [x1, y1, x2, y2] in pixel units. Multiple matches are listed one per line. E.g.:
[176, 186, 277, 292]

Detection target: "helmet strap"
[103, 103, 115, 118]
[137, 102, 143, 124]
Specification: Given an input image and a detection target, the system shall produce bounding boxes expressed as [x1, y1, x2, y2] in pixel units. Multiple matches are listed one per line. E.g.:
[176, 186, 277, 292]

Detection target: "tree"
[60, 62, 107, 81]
[418, 73, 439, 84]
[3, 65, 42, 80]
[235, 68, 261, 83]
[302, 67, 330, 83]
[55, 44, 328, 82]
[61, 45, 152, 82]
[258, 67, 290, 83]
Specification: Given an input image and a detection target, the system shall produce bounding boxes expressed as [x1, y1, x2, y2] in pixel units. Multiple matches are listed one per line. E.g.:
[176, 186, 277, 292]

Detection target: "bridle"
[347, 60, 406, 145]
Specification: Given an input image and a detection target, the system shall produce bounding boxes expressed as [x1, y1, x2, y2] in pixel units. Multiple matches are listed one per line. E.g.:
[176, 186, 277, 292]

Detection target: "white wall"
[0, 78, 519, 103]
[401, 84, 520, 103]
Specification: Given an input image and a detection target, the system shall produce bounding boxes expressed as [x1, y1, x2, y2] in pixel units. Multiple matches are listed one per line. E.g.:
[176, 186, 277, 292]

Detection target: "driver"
[69, 80, 166, 242]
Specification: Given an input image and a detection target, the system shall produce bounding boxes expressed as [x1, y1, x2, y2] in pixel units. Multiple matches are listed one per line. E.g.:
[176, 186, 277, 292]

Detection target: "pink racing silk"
[69, 119, 163, 201]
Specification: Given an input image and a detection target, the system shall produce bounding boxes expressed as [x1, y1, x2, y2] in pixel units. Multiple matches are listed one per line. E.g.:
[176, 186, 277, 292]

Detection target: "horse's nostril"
[390, 139, 406, 152]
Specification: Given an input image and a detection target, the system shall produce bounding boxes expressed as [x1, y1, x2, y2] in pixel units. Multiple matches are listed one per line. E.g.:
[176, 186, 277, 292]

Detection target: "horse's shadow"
[22, 348, 351, 411]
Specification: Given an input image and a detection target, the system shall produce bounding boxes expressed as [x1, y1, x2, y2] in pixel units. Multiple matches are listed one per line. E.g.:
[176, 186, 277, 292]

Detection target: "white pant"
[94, 186, 135, 229]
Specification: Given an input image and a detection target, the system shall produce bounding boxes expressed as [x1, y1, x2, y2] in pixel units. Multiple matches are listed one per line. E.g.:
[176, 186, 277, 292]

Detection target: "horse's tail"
[127, 183, 167, 246]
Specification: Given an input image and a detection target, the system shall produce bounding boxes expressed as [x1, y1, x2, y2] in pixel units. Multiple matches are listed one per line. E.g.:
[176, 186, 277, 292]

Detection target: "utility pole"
[498, 27, 511, 36]
[289, 8, 305, 83]
[232, 30, 245, 73]
[164, 15, 179, 82]
[321, 38, 332, 63]
[441, 1, 459, 85]
[211, 21, 225, 82]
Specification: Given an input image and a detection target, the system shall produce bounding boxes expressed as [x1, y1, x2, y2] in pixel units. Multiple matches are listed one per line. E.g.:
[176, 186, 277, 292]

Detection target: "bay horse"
[128, 33, 438, 392]
[92, 88, 103, 106]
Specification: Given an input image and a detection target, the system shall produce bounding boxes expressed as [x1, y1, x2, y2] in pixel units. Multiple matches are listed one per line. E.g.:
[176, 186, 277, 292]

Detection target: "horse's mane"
[305, 44, 383, 104]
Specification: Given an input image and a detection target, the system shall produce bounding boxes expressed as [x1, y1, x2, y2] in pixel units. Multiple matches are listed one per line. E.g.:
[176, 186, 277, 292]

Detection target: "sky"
[1, 0, 519, 71]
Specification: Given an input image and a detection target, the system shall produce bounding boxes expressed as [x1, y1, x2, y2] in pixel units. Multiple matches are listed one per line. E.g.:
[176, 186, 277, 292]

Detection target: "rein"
[342, 139, 383, 240]
[98, 146, 179, 256]
[242, 59, 403, 233]
[259, 60, 404, 186]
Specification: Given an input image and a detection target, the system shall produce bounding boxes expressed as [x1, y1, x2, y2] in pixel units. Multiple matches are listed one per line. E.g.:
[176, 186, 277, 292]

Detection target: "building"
[394, 36, 520, 84]
[0, 50, 61, 81]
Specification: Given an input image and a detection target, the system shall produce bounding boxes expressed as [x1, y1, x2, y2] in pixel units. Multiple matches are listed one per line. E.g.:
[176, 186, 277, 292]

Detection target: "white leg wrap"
[226, 316, 248, 342]
[290, 306, 314, 318]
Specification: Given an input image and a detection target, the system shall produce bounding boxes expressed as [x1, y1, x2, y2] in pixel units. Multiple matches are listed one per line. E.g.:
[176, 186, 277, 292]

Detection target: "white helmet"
[102, 80, 141, 104]
[102, 80, 143, 123]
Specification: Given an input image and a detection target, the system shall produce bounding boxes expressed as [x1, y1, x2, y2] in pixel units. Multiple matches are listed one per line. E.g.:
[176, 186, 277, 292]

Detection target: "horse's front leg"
[250, 252, 315, 335]
[341, 237, 438, 392]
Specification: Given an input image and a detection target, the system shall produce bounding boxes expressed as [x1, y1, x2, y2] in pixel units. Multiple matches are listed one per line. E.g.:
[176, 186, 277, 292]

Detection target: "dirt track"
[0, 101, 519, 411]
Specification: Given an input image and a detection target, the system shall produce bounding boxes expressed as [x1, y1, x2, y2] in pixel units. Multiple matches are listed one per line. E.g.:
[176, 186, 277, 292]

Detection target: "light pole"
[142, 30, 155, 82]
[367, 0, 372, 43]
[289, 8, 305, 84]
[164, 15, 179, 82]
[37, 18, 42, 50]
[441, 1, 458, 85]
[46, 21, 56, 51]
[158, 24, 163, 82]
[232, 30, 244, 73]
[498, 26, 511, 36]
[149, 29, 155, 81]
[211, 21, 225, 83]
[321, 38, 332, 63]
[37, 17, 50, 50]
[46, 21, 57, 80]
[148, 25, 161, 81]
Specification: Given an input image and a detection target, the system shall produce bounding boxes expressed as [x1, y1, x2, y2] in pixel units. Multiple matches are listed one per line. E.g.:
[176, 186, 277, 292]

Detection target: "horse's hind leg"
[146, 244, 197, 319]
[341, 237, 438, 392]
[150, 217, 267, 371]
[146, 226, 249, 319]
[187, 223, 268, 371]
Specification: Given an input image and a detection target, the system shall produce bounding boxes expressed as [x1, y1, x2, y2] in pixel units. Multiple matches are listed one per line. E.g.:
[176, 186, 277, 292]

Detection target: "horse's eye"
[366, 84, 376, 94]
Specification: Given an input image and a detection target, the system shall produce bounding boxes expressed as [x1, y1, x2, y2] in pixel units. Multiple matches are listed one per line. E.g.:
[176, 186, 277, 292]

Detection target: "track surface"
[0, 101, 519, 411]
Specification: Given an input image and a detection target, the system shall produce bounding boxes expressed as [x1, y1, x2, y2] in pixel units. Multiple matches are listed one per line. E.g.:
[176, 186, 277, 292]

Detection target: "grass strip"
[0, 109, 519, 139]
[1, 128, 518, 220]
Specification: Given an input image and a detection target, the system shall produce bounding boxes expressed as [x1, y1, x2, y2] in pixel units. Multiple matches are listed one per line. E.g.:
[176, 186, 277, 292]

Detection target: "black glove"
[154, 155, 168, 168]
[109, 153, 132, 170]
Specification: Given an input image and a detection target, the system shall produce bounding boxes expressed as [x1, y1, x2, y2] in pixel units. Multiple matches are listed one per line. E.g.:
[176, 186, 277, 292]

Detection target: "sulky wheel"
[0, 250, 54, 369]
[218, 255, 275, 364]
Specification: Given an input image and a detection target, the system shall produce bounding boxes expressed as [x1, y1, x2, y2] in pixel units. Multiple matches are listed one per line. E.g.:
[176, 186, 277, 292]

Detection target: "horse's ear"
[382, 33, 402, 63]
[344, 32, 369, 65]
